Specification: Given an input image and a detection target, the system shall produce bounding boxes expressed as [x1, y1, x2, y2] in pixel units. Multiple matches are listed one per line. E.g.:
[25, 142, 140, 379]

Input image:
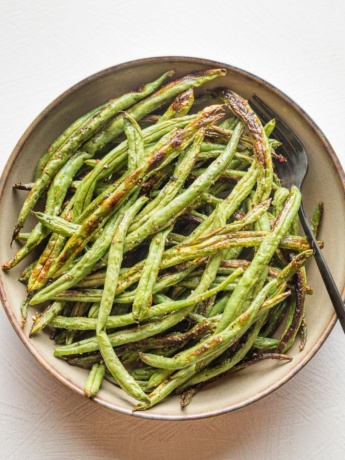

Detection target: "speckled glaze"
[0, 57, 344, 420]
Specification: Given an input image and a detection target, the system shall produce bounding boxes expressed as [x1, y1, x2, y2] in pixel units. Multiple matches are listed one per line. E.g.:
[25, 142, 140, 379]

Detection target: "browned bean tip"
[218, 89, 270, 169]
[179, 384, 204, 408]
[13, 182, 34, 191]
[233, 352, 293, 370]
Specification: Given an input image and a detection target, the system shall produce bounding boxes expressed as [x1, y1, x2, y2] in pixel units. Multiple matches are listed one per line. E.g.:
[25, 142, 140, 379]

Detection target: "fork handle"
[299, 203, 345, 333]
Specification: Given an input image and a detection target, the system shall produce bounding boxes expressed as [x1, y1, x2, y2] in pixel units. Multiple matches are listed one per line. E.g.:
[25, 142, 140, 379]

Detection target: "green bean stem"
[84, 363, 106, 398]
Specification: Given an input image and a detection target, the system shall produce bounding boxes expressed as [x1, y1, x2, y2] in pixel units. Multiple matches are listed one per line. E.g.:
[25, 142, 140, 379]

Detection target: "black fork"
[251, 95, 345, 333]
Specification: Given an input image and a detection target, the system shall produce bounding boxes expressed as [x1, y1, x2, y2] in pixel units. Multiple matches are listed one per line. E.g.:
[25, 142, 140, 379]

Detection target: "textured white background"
[1, 1, 345, 459]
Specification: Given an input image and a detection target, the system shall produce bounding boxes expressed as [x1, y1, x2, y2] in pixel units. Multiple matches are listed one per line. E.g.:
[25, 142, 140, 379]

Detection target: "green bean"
[19, 260, 37, 283]
[191, 199, 272, 244]
[190, 210, 207, 221]
[27, 195, 77, 291]
[177, 347, 292, 407]
[277, 259, 307, 352]
[30, 301, 65, 336]
[272, 187, 290, 217]
[264, 119, 276, 138]
[260, 301, 288, 338]
[207, 294, 230, 317]
[254, 336, 279, 350]
[84, 362, 106, 398]
[216, 186, 301, 333]
[123, 113, 145, 172]
[28, 233, 68, 292]
[159, 233, 313, 271]
[20, 295, 31, 327]
[200, 142, 226, 152]
[130, 367, 156, 381]
[218, 116, 238, 130]
[176, 314, 268, 392]
[229, 352, 292, 372]
[67, 353, 102, 370]
[97, 196, 144, 334]
[220, 90, 273, 204]
[205, 125, 251, 149]
[230, 152, 255, 165]
[65, 301, 90, 345]
[260, 290, 291, 312]
[145, 369, 174, 391]
[59, 308, 120, 331]
[33, 212, 78, 238]
[85, 69, 224, 158]
[2, 223, 49, 271]
[183, 162, 259, 243]
[33, 104, 106, 181]
[159, 88, 195, 121]
[132, 226, 172, 322]
[129, 133, 202, 232]
[83, 159, 99, 168]
[15, 233, 30, 242]
[299, 318, 307, 351]
[88, 302, 101, 319]
[177, 278, 237, 292]
[67, 229, 308, 300]
[311, 202, 324, 237]
[125, 319, 214, 352]
[192, 168, 246, 181]
[97, 330, 150, 403]
[255, 209, 271, 233]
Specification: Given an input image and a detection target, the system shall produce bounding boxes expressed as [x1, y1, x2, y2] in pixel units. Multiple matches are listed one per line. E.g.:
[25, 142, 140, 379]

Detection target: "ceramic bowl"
[1, 57, 344, 420]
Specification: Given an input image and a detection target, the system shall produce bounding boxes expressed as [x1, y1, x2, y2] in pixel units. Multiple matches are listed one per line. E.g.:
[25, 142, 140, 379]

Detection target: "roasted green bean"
[3, 69, 321, 411]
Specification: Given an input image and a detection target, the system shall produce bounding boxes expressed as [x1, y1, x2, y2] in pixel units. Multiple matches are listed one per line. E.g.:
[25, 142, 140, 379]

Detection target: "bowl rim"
[0, 55, 344, 420]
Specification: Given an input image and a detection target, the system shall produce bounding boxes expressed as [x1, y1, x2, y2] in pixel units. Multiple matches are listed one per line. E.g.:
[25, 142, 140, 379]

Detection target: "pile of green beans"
[3, 68, 323, 410]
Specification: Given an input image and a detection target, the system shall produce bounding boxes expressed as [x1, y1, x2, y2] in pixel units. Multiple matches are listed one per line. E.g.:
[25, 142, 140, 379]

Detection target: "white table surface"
[1, 1, 345, 458]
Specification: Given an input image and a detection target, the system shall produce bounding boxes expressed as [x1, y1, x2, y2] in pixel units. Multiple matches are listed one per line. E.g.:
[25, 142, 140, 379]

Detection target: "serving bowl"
[1, 56, 344, 420]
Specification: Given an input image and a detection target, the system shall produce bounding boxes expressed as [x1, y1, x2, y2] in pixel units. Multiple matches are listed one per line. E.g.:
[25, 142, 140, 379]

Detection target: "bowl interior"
[0, 57, 344, 420]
